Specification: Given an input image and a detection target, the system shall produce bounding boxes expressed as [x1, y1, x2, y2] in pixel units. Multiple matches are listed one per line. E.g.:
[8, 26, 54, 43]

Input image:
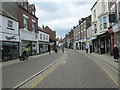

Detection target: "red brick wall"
[44, 26, 56, 41]
[18, 6, 38, 33]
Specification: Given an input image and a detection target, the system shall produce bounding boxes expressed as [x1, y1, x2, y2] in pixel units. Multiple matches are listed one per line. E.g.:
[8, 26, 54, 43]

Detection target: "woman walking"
[113, 45, 119, 63]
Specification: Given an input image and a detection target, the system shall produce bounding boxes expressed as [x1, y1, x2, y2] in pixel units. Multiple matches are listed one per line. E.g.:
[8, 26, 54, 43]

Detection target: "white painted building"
[0, 11, 19, 61]
[37, 27, 49, 53]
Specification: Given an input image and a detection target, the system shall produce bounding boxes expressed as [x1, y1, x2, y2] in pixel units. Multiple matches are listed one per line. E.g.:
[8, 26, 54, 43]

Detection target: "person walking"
[62, 45, 64, 53]
[48, 44, 51, 54]
[85, 45, 88, 54]
[89, 45, 92, 53]
[113, 45, 119, 62]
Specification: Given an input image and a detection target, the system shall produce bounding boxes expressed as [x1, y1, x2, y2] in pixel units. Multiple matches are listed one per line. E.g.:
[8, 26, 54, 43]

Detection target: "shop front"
[39, 42, 48, 53]
[21, 40, 32, 56]
[1, 33, 20, 61]
[32, 42, 37, 55]
[97, 31, 111, 54]
[2, 41, 19, 61]
[20, 29, 38, 56]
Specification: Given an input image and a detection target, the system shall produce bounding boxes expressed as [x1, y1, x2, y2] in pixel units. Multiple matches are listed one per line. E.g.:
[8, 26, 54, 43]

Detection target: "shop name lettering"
[5, 36, 16, 40]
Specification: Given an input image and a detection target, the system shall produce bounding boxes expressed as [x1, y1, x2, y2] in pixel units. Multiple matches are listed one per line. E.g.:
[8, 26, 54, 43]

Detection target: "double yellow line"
[27, 52, 68, 89]
[104, 69, 120, 88]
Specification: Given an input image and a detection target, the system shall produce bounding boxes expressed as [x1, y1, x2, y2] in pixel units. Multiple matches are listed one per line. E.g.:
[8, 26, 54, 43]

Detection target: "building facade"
[0, 9, 19, 61]
[37, 27, 49, 54]
[18, 1, 38, 56]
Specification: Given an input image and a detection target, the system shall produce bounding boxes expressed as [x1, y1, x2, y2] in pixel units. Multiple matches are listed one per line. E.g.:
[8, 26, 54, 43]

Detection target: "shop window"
[8, 20, 13, 29]
[23, 16, 28, 30]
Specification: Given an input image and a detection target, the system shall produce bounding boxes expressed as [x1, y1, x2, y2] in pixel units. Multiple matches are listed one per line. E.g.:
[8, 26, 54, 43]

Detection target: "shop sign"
[5, 36, 16, 40]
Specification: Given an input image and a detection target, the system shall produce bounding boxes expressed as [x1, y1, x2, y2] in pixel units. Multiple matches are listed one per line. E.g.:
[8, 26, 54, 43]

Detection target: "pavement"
[78, 50, 119, 71]
[1, 51, 54, 67]
[2, 50, 63, 88]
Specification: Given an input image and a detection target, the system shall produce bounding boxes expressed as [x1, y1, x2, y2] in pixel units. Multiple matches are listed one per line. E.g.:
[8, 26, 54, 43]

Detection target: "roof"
[38, 26, 49, 34]
[90, 1, 97, 11]
[0, 8, 18, 21]
[28, 4, 34, 8]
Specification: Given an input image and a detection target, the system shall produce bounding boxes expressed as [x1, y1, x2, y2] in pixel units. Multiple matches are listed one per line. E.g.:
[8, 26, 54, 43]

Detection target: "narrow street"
[2, 49, 119, 89]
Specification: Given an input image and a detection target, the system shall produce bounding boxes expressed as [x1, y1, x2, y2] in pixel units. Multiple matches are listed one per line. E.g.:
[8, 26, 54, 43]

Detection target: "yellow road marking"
[104, 69, 120, 87]
[29, 68, 55, 89]
[27, 52, 68, 89]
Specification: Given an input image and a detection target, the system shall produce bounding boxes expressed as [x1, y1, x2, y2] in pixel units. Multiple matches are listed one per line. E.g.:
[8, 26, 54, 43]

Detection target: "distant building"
[43, 26, 56, 50]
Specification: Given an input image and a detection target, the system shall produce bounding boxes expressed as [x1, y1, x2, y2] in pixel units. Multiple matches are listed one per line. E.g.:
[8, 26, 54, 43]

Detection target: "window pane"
[8, 20, 13, 28]
[24, 17, 28, 30]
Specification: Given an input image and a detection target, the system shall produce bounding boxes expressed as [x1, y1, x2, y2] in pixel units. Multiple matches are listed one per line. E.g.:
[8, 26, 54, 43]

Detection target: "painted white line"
[13, 53, 65, 89]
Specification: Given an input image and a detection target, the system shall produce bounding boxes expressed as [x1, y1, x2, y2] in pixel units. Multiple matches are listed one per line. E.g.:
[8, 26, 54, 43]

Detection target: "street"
[2, 49, 119, 89]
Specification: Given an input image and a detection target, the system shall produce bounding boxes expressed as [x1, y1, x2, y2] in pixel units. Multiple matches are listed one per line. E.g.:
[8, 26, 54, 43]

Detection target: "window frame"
[7, 20, 13, 29]
[23, 16, 28, 30]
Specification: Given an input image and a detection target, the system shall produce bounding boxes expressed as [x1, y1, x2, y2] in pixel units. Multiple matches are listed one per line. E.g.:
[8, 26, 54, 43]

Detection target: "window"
[43, 35, 45, 40]
[94, 24, 97, 33]
[103, 17, 107, 29]
[23, 17, 28, 30]
[40, 34, 42, 39]
[100, 18, 102, 30]
[46, 35, 48, 40]
[32, 22, 35, 32]
[8, 20, 13, 29]
[94, 10, 96, 19]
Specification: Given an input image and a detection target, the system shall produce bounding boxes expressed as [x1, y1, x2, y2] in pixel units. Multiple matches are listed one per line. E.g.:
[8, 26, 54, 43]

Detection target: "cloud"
[29, 1, 95, 37]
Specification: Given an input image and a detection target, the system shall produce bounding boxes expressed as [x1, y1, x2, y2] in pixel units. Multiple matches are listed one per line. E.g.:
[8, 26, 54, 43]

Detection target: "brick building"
[43, 26, 56, 50]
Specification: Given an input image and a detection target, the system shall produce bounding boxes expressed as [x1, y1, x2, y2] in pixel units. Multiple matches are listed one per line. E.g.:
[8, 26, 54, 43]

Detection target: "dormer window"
[24, 3, 27, 10]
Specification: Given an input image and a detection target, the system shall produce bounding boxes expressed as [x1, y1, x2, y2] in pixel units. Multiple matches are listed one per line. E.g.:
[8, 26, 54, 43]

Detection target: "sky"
[29, 0, 96, 38]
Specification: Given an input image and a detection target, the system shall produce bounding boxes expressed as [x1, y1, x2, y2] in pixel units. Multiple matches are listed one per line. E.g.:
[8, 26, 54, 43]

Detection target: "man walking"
[48, 44, 51, 54]
[113, 45, 119, 63]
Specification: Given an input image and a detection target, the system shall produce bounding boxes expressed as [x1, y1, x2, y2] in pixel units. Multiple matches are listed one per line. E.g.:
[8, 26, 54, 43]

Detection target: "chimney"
[42, 25, 44, 29]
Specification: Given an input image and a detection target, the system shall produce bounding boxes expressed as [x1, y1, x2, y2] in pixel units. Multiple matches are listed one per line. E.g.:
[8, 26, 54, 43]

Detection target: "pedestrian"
[75, 46, 77, 51]
[89, 45, 92, 53]
[24, 47, 29, 59]
[62, 45, 64, 53]
[55, 46, 58, 53]
[85, 45, 88, 54]
[82, 45, 84, 50]
[48, 44, 51, 54]
[113, 45, 119, 63]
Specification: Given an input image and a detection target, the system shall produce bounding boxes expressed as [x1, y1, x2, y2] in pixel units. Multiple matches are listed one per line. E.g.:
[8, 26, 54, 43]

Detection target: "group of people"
[48, 44, 64, 54]
[85, 45, 93, 54]
[84, 44, 119, 63]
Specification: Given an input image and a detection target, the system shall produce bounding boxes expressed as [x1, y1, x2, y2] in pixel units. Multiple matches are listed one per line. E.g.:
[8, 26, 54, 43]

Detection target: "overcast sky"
[29, 0, 96, 38]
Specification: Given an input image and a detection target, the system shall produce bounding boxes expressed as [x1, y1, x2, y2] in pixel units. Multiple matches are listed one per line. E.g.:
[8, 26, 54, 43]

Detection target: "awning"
[90, 35, 97, 40]
[80, 38, 86, 42]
